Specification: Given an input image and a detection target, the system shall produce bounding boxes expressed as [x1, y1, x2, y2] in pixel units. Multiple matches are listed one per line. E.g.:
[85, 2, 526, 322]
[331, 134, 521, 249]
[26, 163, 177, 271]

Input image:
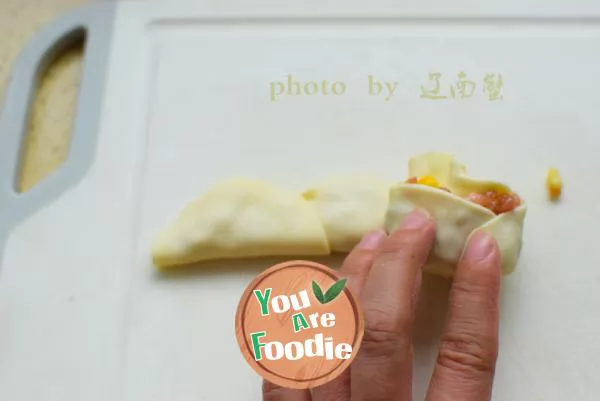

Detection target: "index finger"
[311, 229, 386, 401]
[426, 232, 501, 401]
[352, 209, 436, 401]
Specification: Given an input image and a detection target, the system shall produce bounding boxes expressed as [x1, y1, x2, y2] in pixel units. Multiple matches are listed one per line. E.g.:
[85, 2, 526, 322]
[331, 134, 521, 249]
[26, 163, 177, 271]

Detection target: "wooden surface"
[0, 0, 88, 193]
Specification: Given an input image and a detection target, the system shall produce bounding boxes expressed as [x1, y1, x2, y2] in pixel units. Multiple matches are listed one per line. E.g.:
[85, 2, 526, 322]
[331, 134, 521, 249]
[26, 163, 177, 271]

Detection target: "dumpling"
[151, 179, 331, 268]
[385, 153, 526, 277]
[303, 175, 391, 252]
[151, 153, 526, 274]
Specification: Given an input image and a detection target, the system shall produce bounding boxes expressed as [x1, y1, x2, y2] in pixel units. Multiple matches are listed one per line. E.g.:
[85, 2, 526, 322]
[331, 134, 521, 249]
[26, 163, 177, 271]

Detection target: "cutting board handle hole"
[16, 29, 87, 193]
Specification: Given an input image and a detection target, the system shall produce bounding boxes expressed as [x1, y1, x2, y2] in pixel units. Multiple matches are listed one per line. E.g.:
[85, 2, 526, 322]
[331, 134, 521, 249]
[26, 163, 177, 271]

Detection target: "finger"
[352, 209, 436, 401]
[340, 229, 387, 298]
[426, 232, 501, 401]
[263, 380, 311, 401]
[312, 229, 386, 401]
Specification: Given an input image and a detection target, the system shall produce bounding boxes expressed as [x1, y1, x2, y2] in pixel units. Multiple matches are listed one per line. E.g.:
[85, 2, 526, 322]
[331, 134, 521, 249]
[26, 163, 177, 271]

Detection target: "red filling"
[467, 191, 522, 215]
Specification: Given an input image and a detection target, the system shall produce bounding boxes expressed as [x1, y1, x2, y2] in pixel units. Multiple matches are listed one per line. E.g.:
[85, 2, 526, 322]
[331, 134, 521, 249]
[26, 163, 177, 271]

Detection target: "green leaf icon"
[312, 280, 325, 303]
[312, 278, 348, 304]
[322, 278, 347, 304]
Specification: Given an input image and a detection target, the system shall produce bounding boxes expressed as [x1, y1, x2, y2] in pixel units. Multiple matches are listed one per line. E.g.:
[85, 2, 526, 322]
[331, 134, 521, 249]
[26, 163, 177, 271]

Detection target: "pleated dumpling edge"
[386, 152, 527, 277]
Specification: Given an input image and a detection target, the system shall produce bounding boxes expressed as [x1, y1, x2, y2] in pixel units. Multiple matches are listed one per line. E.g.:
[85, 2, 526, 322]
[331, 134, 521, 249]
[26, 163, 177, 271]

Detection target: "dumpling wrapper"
[151, 179, 330, 267]
[409, 152, 512, 196]
[386, 153, 526, 277]
[303, 176, 391, 252]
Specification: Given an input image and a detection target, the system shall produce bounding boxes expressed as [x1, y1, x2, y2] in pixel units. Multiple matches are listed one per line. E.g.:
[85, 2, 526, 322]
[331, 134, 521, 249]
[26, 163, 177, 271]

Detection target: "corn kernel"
[546, 168, 562, 200]
[417, 175, 440, 188]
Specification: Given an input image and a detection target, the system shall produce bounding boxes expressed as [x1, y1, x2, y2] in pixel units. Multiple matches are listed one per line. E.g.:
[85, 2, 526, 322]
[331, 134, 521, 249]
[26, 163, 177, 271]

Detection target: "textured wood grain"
[0, 0, 88, 192]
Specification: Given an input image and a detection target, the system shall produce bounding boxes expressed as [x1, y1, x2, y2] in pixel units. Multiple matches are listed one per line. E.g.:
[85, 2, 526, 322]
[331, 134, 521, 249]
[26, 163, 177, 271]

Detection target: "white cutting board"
[1, 1, 600, 400]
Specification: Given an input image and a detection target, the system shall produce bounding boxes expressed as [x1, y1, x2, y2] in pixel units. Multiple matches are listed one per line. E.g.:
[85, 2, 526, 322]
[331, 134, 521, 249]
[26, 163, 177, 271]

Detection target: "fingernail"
[463, 232, 495, 262]
[400, 209, 430, 229]
[358, 230, 386, 250]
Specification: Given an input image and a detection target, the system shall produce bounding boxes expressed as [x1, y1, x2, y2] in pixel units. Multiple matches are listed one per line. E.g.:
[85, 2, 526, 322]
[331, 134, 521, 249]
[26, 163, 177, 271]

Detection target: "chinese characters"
[420, 72, 504, 101]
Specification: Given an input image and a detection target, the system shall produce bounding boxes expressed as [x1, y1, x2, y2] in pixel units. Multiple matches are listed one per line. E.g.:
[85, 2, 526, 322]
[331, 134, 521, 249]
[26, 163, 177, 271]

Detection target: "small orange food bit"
[467, 192, 495, 210]
[406, 176, 418, 184]
[546, 168, 562, 201]
[494, 192, 522, 214]
[467, 190, 522, 215]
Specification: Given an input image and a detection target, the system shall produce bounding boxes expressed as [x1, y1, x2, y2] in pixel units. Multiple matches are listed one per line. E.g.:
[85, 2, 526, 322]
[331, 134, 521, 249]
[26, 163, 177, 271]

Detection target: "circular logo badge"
[235, 260, 364, 389]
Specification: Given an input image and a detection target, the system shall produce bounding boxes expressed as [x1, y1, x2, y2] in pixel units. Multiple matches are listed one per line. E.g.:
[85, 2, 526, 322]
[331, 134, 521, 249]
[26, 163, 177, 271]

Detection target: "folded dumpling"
[385, 153, 526, 277]
[151, 179, 330, 268]
[303, 175, 391, 252]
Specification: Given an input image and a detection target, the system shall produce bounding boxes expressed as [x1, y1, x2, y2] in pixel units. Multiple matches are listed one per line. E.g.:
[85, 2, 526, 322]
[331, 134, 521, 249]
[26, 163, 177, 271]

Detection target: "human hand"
[262, 209, 501, 401]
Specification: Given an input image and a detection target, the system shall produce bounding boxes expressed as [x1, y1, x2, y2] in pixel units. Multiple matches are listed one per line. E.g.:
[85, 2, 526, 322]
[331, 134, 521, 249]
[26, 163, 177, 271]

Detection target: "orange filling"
[405, 176, 521, 214]
[466, 191, 522, 215]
